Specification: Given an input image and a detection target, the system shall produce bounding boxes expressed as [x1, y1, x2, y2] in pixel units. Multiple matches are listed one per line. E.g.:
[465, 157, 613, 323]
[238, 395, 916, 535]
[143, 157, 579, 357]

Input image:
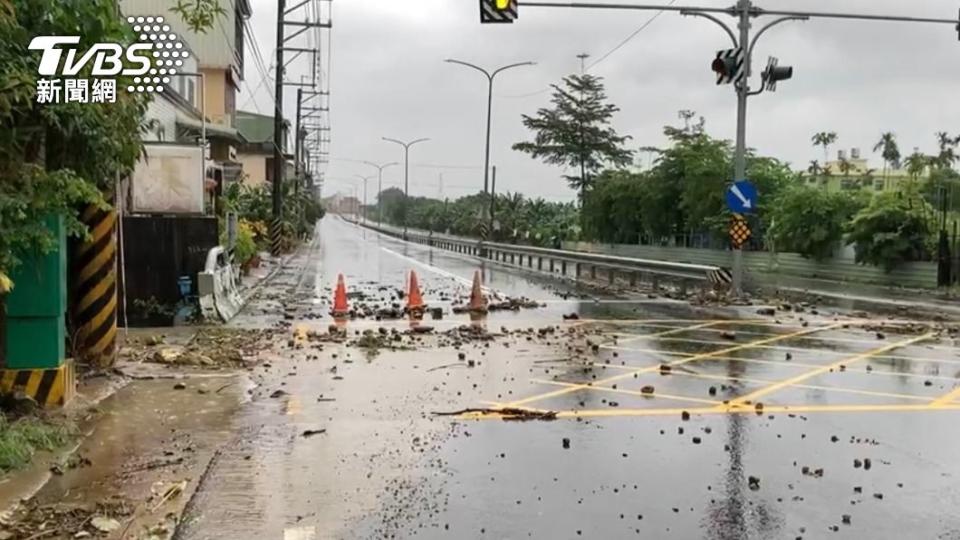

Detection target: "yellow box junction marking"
[930, 385, 960, 408]
[722, 332, 934, 410]
[505, 322, 844, 408]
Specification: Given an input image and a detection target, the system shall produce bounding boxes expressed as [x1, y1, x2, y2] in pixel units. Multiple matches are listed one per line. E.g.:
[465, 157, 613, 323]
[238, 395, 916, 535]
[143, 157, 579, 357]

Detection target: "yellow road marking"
[286, 395, 302, 416]
[505, 322, 844, 408]
[608, 343, 960, 368]
[612, 324, 940, 348]
[723, 333, 934, 408]
[529, 378, 723, 406]
[591, 354, 960, 383]
[930, 385, 960, 407]
[608, 320, 729, 346]
[540, 403, 960, 419]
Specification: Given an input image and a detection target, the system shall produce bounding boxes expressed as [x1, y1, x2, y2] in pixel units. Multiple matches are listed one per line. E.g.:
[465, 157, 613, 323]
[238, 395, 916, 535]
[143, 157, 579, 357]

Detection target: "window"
[874, 179, 884, 191]
[186, 79, 196, 107]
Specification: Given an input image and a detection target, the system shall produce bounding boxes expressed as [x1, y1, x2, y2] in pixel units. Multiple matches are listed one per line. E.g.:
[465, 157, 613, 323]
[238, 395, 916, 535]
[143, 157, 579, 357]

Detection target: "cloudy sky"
[240, 0, 960, 202]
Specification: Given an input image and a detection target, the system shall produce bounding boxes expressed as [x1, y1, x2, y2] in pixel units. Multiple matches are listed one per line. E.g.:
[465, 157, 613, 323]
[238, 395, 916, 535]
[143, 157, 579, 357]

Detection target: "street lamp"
[353, 174, 375, 224]
[382, 137, 429, 239]
[362, 160, 399, 226]
[444, 59, 535, 200]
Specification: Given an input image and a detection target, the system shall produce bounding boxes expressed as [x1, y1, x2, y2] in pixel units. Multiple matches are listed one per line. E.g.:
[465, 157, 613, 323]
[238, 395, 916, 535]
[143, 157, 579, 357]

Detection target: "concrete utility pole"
[363, 160, 399, 226]
[522, 0, 960, 295]
[271, 0, 286, 256]
[382, 137, 429, 239]
[270, 0, 331, 256]
[444, 59, 535, 200]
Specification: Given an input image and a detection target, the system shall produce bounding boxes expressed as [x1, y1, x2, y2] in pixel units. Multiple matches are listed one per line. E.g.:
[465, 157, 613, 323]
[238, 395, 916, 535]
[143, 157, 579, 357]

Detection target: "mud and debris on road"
[5, 218, 960, 540]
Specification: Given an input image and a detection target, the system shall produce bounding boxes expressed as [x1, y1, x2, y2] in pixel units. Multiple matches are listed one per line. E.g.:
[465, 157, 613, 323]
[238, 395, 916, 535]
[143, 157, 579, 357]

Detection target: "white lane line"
[379, 246, 494, 292]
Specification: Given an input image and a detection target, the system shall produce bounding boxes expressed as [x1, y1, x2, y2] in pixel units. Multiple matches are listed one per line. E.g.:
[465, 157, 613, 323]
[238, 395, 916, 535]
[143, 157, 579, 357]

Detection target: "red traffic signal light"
[712, 48, 744, 85]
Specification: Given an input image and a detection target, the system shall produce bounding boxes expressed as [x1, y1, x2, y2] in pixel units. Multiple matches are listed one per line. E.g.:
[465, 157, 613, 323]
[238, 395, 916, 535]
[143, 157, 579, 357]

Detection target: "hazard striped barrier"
[73, 204, 117, 367]
[0, 360, 76, 407]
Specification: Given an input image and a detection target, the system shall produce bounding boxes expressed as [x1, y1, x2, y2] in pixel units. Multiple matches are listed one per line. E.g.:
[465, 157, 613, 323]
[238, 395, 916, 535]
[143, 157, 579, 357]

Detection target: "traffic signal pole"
[517, 0, 960, 296]
[732, 0, 751, 294]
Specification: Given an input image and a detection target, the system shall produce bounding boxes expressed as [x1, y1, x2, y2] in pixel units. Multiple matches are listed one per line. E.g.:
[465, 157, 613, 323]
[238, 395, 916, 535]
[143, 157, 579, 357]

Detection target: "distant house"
[800, 147, 929, 193]
[236, 111, 295, 187]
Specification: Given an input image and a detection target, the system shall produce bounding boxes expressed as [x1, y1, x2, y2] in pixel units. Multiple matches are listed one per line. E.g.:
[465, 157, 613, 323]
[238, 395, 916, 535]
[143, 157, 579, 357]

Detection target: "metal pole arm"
[444, 59, 492, 81]
[680, 10, 738, 47]
[748, 16, 808, 65]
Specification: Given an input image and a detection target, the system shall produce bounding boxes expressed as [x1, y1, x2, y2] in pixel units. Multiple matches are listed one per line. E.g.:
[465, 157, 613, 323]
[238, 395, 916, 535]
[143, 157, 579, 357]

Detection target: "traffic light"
[480, 0, 518, 24]
[712, 48, 745, 85]
[761, 56, 794, 92]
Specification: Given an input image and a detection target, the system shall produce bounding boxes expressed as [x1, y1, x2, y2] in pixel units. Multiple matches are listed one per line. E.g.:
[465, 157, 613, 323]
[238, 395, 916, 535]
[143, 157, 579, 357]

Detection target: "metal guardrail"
[343, 216, 727, 288]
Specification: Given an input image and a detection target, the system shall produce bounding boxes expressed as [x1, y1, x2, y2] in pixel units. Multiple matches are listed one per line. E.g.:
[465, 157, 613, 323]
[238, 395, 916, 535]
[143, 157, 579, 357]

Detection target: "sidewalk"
[753, 272, 960, 319]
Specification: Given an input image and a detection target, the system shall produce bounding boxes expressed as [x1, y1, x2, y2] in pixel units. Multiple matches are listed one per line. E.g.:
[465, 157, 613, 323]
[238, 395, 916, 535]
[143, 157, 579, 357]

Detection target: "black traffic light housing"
[762, 57, 793, 92]
[711, 49, 743, 85]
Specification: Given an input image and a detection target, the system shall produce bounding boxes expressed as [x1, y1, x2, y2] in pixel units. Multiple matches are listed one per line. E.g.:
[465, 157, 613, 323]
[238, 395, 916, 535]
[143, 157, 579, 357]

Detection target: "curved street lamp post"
[382, 137, 430, 239]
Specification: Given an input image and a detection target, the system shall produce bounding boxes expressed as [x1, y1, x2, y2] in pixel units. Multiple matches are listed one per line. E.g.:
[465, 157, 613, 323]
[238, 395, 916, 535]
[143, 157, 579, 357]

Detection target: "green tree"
[170, 0, 226, 33]
[873, 132, 901, 184]
[904, 152, 929, 184]
[768, 186, 863, 260]
[0, 0, 150, 291]
[811, 131, 838, 167]
[931, 131, 960, 170]
[847, 191, 934, 271]
[582, 170, 647, 244]
[513, 74, 633, 202]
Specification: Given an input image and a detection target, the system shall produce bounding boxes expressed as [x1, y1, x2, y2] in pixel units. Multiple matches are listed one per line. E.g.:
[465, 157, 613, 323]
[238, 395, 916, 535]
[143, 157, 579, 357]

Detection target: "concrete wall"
[238, 154, 268, 186]
[563, 242, 938, 289]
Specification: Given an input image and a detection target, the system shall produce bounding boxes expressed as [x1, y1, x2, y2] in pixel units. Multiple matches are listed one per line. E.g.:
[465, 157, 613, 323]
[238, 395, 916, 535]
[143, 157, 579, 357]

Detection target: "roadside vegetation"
[369, 73, 960, 273]
[0, 414, 75, 473]
[220, 179, 326, 270]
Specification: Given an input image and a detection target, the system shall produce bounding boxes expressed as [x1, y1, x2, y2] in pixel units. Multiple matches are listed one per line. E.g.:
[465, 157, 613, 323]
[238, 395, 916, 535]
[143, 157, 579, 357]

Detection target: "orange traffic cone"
[468, 270, 487, 313]
[331, 273, 349, 318]
[407, 271, 426, 317]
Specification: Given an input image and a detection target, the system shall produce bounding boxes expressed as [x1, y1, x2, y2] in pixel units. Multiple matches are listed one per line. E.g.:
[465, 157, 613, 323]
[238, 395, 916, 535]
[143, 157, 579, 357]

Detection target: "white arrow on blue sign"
[726, 180, 758, 214]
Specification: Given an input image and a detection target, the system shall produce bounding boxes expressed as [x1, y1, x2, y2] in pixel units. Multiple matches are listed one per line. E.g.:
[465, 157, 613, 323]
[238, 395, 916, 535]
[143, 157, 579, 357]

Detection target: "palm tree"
[904, 152, 928, 184]
[873, 132, 901, 186]
[811, 131, 838, 166]
[807, 160, 821, 181]
[933, 131, 960, 170]
[838, 158, 853, 176]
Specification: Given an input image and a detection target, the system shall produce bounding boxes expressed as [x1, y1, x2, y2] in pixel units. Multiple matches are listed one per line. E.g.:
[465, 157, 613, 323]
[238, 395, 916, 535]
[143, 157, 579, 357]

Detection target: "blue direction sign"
[726, 180, 758, 214]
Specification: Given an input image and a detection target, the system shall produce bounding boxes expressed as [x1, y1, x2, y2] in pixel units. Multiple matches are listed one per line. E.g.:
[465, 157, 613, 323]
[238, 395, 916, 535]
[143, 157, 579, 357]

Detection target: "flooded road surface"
[176, 217, 960, 540]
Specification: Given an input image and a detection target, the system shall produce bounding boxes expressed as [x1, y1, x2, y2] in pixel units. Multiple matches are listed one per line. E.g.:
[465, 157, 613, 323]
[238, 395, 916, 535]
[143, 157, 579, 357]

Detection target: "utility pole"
[271, 0, 286, 257]
[270, 0, 331, 256]
[518, 1, 960, 295]
[294, 87, 303, 181]
[382, 137, 429, 240]
[363, 160, 399, 226]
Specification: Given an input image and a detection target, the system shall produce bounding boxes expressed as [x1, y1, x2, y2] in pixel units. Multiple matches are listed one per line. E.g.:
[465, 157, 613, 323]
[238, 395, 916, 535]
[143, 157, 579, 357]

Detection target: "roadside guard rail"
[342, 215, 731, 290]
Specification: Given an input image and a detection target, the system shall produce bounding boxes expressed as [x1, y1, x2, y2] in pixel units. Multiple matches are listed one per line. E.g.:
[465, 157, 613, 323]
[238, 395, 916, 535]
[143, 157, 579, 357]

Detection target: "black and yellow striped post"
[72, 204, 118, 367]
[270, 217, 283, 256]
[0, 361, 76, 407]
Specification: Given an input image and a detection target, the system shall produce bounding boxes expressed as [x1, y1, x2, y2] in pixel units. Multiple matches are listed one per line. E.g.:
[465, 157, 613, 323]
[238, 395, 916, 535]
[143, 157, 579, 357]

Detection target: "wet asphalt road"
[176, 217, 960, 540]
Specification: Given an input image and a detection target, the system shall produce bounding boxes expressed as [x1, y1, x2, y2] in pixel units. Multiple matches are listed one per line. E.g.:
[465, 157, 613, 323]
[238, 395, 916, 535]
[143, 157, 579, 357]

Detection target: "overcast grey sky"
[240, 0, 960, 201]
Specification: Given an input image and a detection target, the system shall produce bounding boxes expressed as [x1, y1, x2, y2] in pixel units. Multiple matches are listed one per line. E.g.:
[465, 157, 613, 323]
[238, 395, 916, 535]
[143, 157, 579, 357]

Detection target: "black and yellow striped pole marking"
[0, 361, 76, 407]
[73, 204, 118, 367]
[270, 217, 283, 256]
